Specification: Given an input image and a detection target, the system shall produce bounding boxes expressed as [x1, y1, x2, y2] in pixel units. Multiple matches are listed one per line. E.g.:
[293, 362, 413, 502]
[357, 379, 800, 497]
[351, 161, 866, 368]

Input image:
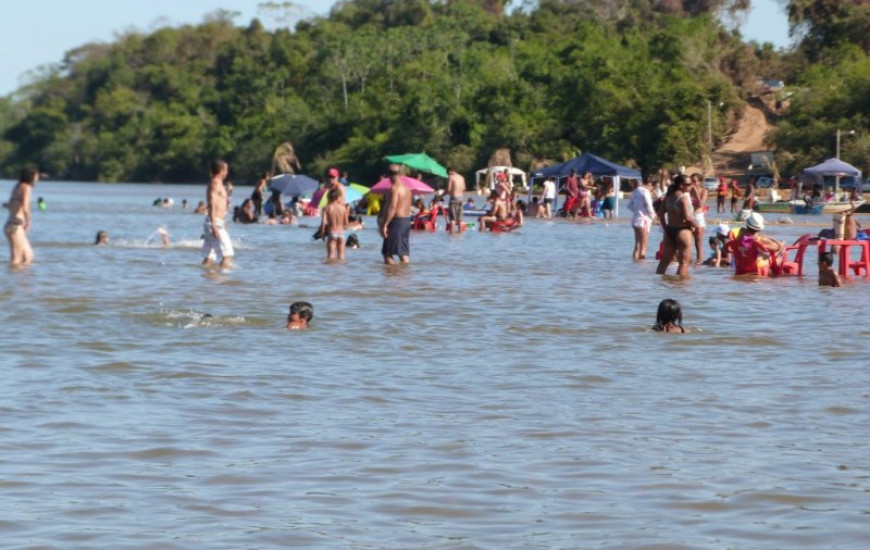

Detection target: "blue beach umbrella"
[269, 174, 319, 196]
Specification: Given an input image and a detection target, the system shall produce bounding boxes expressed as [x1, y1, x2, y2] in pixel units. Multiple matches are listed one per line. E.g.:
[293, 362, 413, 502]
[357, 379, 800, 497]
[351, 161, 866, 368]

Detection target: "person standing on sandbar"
[378, 164, 412, 264]
[446, 167, 466, 233]
[201, 160, 234, 269]
[5, 167, 38, 265]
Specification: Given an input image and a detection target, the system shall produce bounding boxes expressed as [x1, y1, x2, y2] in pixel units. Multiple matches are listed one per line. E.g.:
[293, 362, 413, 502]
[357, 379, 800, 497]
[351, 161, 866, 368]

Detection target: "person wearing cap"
[725, 212, 784, 276]
[325, 167, 345, 203]
[703, 223, 732, 267]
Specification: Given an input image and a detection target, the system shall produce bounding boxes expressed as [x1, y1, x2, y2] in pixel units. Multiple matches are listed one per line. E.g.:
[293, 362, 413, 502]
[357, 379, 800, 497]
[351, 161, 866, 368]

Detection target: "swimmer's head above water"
[287, 301, 314, 330]
[95, 231, 109, 245]
[653, 298, 684, 333]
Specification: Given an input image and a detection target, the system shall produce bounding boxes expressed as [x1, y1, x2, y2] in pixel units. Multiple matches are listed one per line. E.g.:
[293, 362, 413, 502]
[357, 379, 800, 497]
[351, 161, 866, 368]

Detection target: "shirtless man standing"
[4, 167, 38, 265]
[201, 160, 234, 269]
[446, 168, 466, 233]
[479, 190, 508, 232]
[378, 164, 412, 264]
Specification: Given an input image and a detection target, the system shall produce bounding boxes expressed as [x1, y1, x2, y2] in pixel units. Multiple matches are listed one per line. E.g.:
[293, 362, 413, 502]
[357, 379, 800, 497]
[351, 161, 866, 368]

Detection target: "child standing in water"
[818, 251, 841, 287]
[320, 188, 348, 261]
[652, 299, 686, 333]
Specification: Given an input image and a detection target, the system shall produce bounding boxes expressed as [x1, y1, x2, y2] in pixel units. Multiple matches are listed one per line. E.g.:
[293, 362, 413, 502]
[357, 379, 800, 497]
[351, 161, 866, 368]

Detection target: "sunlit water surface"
[1, 181, 869, 549]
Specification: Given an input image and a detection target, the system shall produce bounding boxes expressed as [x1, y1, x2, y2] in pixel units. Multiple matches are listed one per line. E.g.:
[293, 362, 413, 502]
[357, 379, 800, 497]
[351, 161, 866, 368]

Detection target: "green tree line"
[1, 0, 867, 183]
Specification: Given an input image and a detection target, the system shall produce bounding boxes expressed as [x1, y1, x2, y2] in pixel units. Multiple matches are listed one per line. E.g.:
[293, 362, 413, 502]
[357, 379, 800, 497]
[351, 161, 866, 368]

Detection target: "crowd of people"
[533, 170, 618, 220]
[7, 162, 862, 334]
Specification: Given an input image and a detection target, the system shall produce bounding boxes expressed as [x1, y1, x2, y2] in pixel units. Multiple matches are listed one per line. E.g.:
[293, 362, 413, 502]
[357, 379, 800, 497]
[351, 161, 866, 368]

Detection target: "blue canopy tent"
[802, 157, 862, 195]
[531, 153, 642, 217]
[533, 152, 642, 180]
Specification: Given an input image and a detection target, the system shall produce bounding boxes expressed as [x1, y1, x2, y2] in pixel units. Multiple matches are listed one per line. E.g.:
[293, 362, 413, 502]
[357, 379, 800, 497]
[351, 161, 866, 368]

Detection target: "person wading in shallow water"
[5, 167, 38, 265]
[201, 160, 234, 269]
[628, 178, 655, 261]
[446, 168, 466, 233]
[378, 164, 412, 264]
[655, 175, 697, 277]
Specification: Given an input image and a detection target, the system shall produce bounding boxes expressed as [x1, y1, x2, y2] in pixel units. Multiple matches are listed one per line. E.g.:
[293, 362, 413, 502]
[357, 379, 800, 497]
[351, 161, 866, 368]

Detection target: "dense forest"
[0, 0, 869, 184]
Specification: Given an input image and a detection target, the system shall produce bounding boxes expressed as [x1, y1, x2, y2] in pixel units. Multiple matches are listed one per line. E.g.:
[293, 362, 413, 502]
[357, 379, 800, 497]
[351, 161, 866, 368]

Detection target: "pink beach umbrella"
[370, 175, 435, 195]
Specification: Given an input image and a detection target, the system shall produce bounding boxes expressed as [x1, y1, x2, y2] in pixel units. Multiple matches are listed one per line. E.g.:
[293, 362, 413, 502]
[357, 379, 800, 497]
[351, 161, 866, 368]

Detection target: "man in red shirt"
[563, 169, 579, 217]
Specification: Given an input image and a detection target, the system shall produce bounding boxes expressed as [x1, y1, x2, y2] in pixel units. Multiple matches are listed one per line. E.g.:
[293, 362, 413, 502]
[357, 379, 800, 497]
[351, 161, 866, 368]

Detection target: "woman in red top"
[716, 177, 728, 214]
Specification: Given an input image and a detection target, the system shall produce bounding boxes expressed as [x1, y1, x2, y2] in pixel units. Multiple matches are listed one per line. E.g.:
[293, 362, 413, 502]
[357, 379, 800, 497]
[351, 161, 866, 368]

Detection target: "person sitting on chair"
[479, 191, 508, 232]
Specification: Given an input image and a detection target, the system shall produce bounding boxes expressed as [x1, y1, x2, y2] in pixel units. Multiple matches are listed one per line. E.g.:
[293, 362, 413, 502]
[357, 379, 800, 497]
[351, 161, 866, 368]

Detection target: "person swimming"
[94, 230, 109, 245]
[156, 227, 170, 247]
[652, 298, 685, 333]
[287, 301, 313, 330]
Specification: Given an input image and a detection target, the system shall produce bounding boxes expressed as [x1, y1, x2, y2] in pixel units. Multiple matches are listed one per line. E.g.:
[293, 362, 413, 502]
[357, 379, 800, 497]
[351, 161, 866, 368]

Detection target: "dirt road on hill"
[719, 103, 770, 153]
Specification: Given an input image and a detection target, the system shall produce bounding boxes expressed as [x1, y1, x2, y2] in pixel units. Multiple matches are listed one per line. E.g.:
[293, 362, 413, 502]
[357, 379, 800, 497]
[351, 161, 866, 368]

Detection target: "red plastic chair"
[412, 210, 435, 231]
[654, 238, 665, 260]
[489, 218, 519, 233]
[414, 206, 449, 231]
[777, 233, 813, 276]
[818, 239, 870, 278]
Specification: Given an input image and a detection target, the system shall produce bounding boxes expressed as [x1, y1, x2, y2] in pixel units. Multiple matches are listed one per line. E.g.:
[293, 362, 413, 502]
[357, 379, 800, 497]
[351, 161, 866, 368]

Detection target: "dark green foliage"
[1, 0, 761, 182]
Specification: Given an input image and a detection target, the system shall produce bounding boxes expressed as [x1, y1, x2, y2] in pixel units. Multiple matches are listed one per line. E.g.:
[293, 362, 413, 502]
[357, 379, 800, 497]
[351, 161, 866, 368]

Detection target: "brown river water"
[1, 181, 869, 549]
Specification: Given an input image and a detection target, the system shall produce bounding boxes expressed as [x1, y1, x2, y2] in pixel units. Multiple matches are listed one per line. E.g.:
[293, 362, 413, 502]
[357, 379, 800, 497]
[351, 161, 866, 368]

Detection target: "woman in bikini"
[5, 167, 38, 265]
[655, 175, 697, 277]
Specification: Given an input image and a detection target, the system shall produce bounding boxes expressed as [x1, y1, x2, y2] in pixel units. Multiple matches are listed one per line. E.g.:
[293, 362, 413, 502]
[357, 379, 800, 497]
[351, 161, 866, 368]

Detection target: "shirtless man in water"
[446, 168, 466, 233]
[378, 164, 412, 264]
[201, 160, 234, 268]
[479, 190, 508, 232]
[5, 167, 38, 265]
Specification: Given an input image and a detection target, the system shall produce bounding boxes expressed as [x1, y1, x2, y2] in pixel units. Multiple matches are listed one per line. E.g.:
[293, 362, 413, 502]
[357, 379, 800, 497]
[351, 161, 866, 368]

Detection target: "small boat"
[821, 200, 864, 214]
[756, 200, 823, 215]
[792, 202, 824, 215]
[755, 201, 793, 214]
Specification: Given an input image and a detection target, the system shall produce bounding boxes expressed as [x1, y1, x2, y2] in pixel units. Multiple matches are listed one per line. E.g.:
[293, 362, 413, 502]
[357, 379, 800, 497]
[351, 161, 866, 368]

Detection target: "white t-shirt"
[542, 180, 556, 199]
[629, 186, 655, 228]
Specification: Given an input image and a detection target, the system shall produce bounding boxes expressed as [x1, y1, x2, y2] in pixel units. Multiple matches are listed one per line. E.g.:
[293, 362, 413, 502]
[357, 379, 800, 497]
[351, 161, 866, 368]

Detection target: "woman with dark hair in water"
[5, 167, 38, 265]
[655, 175, 697, 277]
[251, 172, 268, 218]
[652, 299, 685, 333]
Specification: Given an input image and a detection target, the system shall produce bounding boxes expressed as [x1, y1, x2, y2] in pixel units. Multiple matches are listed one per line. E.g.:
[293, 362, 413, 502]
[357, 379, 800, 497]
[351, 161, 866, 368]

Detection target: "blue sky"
[2, 0, 790, 97]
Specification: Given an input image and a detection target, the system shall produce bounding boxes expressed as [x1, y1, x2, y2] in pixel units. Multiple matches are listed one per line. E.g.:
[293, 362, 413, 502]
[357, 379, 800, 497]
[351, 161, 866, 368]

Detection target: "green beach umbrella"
[385, 153, 449, 178]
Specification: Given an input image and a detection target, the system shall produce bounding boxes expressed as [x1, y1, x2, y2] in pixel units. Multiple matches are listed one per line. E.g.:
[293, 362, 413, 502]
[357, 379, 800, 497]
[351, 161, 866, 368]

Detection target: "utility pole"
[836, 129, 855, 159]
[707, 100, 713, 155]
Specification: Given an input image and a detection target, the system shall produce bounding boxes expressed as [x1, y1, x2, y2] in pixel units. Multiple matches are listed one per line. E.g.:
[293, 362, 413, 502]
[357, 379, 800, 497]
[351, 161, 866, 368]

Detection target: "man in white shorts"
[202, 160, 234, 268]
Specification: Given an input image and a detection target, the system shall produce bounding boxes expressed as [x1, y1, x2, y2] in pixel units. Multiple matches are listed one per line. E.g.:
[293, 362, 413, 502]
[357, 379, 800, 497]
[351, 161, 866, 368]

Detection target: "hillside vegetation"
[1, 0, 868, 182]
